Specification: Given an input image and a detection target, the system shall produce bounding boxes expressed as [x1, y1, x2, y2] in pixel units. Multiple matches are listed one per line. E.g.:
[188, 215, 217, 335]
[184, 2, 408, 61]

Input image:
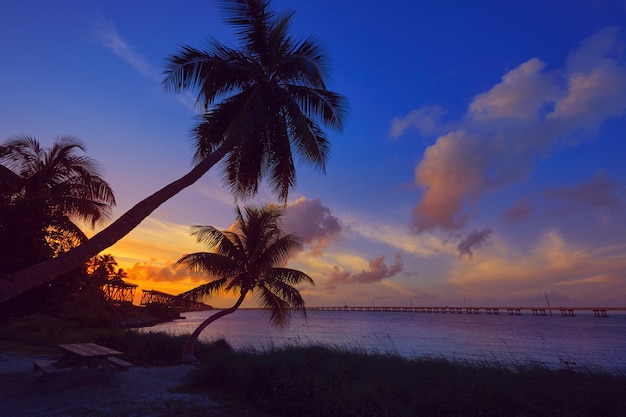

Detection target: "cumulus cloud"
[328, 253, 404, 285]
[544, 172, 625, 209]
[457, 229, 492, 257]
[411, 130, 486, 232]
[469, 58, 561, 121]
[550, 28, 626, 125]
[283, 197, 342, 255]
[399, 27, 626, 233]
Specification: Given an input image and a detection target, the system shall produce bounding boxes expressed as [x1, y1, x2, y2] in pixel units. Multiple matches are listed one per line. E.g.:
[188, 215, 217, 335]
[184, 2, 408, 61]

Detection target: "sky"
[2, 0, 626, 308]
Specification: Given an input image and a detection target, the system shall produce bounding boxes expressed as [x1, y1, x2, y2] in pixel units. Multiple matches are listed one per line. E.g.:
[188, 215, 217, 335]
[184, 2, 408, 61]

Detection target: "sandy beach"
[0, 351, 218, 417]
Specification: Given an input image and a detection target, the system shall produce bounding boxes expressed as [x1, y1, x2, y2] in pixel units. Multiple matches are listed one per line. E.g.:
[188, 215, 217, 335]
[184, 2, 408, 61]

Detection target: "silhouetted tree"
[176, 205, 313, 364]
[0, 0, 346, 304]
[0, 136, 115, 273]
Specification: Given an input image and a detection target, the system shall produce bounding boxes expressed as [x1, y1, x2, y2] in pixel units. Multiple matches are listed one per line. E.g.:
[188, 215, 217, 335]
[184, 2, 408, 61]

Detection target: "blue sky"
[2, 0, 626, 308]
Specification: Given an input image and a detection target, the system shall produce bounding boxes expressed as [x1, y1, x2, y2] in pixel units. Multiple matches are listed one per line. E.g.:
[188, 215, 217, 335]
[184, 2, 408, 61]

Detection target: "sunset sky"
[2, 0, 626, 308]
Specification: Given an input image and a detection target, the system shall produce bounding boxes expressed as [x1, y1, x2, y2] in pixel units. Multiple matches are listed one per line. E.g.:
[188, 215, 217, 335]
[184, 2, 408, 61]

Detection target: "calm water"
[142, 309, 626, 372]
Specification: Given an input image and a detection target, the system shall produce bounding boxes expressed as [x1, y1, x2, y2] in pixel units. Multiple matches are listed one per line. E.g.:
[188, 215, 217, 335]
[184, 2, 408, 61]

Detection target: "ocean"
[141, 309, 626, 372]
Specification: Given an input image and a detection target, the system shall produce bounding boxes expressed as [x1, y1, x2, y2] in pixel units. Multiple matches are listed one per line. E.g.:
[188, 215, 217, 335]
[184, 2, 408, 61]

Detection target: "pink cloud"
[469, 58, 560, 121]
[283, 197, 341, 255]
[328, 254, 404, 285]
[404, 28, 626, 234]
[411, 131, 485, 232]
[125, 260, 204, 284]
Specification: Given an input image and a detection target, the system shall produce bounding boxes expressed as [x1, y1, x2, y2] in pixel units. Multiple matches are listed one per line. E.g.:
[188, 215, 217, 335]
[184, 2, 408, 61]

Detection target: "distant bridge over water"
[140, 289, 213, 312]
[308, 306, 626, 317]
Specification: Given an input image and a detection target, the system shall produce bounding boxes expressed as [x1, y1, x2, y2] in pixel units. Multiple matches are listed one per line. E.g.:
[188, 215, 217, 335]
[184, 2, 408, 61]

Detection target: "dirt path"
[0, 352, 219, 417]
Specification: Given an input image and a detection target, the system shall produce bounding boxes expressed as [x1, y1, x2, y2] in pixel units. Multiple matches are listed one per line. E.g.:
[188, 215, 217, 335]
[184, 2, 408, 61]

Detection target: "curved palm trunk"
[181, 291, 247, 365]
[0, 146, 228, 304]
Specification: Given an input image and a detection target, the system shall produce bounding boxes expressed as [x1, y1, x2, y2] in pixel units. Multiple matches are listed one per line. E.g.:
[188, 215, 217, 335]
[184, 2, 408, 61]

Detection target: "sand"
[0, 351, 219, 417]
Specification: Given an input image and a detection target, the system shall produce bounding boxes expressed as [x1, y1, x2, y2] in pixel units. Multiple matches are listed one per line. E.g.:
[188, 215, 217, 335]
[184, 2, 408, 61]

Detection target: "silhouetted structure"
[102, 277, 137, 304]
[140, 289, 212, 312]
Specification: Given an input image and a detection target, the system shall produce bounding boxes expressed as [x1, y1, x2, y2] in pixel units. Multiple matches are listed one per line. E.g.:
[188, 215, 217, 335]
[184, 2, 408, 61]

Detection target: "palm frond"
[285, 85, 348, 132]
[175, 252, 238, 277]
[256, 284, 290, 327]
[257, 234, 301, 270]
[270, 267, 314, 286]
[264, 278, 307, 317]
[179, 277, 232, 302]
[218, 0, 274, 54]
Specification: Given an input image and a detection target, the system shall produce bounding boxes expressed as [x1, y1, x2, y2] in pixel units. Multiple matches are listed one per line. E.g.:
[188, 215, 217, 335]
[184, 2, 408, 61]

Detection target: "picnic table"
[33, 342, 133, 388]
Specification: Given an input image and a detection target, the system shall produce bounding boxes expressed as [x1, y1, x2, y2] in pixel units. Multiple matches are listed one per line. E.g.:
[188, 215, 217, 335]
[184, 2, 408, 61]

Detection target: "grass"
[184, 344, 626, 417]
[2, 313, 626, 417]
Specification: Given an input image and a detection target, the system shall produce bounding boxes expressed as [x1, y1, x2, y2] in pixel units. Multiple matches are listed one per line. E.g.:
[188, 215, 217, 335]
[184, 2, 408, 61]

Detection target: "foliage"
[186, 344, 626, 417]
[0, 135, 115, 273]
[3, 317, 625, 417]
[0, 313, 228, 366]
[178, 205, 313, 325]
[0, 252, 133, 319]
[0, 0, 346, 306]
[0, 136, 116, 314]
[163, 0, 348, 201]
[176, 204, 314, 362]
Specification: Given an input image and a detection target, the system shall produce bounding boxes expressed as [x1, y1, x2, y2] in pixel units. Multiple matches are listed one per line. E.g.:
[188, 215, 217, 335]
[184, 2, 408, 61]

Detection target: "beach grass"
[2, 314, 626, 417]
[184, 343, 626, 417]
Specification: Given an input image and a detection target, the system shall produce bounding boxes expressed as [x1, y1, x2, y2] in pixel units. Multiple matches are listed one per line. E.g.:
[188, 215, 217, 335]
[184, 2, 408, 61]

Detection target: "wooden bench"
[107, 357, 134, 371]
[33, 360, 68, 376]
[32, 343, 134, 389]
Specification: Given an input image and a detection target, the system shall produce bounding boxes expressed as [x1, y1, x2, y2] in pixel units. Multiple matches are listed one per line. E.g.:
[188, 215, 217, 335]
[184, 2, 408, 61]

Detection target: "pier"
[307, 306, 626, 317]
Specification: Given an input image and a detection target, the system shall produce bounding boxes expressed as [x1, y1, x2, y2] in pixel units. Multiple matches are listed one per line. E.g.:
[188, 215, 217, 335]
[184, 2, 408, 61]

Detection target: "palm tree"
[176, 204, 313, 364]
[0, 136, 115, 273]
[88, 254, 118, 287]
[0, 0, 346, 304]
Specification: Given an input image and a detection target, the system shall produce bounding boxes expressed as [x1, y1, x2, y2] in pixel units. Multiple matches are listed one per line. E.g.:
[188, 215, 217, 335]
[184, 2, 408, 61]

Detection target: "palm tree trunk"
[0, 146, 229, 304]
[181, 291, 247, 365]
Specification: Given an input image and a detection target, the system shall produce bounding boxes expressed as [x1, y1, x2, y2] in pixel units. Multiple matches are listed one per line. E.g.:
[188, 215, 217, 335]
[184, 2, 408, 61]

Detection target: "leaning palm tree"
[0, 136, 115, 273]
[0, 0, 346, 304]
[176, 204, 313, 364]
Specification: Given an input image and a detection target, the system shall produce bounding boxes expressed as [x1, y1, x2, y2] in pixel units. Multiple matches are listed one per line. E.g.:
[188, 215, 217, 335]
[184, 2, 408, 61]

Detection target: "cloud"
[469, 58, 561, 121]
[283, 197, 342, 255]
[388, 104, 448, 139]
[447, 229, 626, 306]
[92, 19, 160, 81]
[401, 28, 626, 233]
[502, 199, 534, 223]
[545, 172, 626, 209]
[125, 259, 204, 285]
[457, 229, 492, 257]
[328, 253, 404, 285]
[346, 218, 448, 256]
[411, 130, 486, 232]
[550, 28, 626, 125]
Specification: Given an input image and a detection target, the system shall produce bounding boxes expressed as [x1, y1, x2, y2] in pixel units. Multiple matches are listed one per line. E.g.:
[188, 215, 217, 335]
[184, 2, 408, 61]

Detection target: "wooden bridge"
[308, 306, 626, 317]
[140, 289, 213, 312]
